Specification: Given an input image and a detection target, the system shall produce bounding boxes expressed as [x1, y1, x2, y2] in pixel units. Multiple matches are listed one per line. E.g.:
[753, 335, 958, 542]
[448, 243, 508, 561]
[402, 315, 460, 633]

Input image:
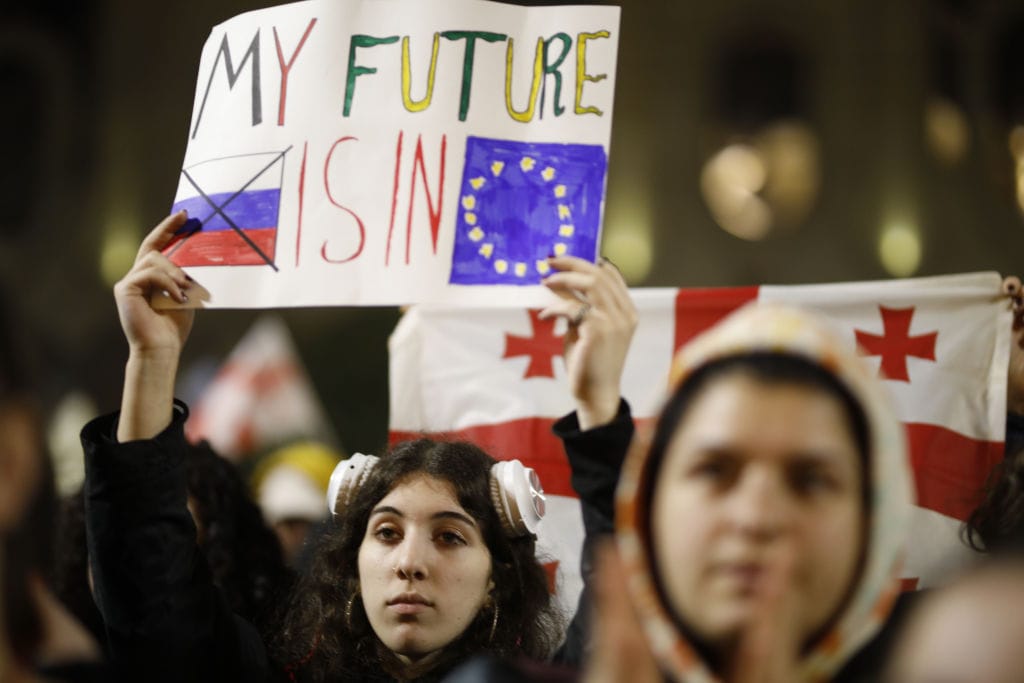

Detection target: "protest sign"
[166, 0, 620, 307]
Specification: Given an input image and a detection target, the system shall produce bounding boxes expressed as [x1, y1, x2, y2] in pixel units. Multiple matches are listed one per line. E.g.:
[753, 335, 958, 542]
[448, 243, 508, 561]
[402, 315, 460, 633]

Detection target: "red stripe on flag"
[171, 227, 278, 266]
[905, 423, 1003, 521]
[674, 286, 759, 352]
[391, 417, 581, 498]
[391, 419, 1002, 521]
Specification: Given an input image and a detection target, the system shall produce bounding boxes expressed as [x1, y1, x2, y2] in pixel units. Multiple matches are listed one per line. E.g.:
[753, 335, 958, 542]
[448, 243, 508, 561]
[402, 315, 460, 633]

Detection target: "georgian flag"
[186, 316, 338, 460]
[389, 272, 1010, 608]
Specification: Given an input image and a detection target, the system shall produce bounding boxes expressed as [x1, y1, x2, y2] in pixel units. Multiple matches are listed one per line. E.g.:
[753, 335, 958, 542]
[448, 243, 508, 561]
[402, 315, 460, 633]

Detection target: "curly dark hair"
[53, 440, 294, 644]
[964, 446, 1024, 553]
[271, 439, 563, 682]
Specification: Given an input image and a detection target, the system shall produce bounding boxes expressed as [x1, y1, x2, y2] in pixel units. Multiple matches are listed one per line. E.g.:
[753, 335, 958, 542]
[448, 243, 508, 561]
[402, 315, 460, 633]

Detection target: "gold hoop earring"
[488, 602, 500, 644]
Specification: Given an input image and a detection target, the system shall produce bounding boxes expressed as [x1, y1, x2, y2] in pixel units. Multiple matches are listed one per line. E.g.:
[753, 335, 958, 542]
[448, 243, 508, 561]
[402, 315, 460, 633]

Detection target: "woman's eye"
[437, 530, 467, 546]
[374, 526, 400, 542]
[691, 457, 735, 482]
[791, 466, 837, 495]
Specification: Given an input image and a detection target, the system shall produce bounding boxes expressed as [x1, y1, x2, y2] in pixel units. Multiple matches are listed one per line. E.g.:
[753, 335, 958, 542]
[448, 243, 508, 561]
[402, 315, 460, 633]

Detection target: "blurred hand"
[114, 212, 196, 359]
[726, 542, 800, 683]
[582, 542, 661, 683]
[539, 256, 637, 429]
[1003, 276, 1024, 415]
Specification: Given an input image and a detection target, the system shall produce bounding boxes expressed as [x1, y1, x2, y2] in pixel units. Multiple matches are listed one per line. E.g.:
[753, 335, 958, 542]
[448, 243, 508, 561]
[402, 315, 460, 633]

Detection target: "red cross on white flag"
[388, 272, 1010, 610]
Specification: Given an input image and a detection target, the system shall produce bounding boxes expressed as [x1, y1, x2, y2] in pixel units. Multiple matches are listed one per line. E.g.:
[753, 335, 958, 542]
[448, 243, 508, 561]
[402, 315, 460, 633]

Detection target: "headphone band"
[326, 453, 545, 538]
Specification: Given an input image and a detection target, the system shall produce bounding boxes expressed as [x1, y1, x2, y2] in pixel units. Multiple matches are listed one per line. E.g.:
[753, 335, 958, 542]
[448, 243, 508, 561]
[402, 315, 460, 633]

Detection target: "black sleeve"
[81, 401, 269, 683]
[550, 400, 634, 666]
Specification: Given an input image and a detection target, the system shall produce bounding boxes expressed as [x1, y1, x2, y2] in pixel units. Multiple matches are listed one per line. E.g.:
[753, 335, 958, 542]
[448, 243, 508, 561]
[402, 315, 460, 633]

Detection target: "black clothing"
[82, 402, 268, 683]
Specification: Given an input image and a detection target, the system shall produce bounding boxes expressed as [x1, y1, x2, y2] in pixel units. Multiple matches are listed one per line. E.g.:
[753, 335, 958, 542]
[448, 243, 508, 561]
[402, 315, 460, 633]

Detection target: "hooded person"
[613, 303, 915, 683]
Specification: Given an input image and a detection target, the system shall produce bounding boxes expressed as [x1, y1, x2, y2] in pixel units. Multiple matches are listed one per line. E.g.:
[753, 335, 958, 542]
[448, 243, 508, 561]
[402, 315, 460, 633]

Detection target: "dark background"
[2, 0, 1022, 455]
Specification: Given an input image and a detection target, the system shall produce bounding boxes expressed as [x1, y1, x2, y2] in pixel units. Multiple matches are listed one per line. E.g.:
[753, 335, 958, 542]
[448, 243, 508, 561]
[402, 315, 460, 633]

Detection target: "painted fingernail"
[185, 274, 194, 282]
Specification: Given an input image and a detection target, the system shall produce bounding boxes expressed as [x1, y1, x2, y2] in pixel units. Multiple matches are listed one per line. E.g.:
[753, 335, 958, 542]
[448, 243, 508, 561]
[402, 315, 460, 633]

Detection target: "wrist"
[576, 393, 621, 431]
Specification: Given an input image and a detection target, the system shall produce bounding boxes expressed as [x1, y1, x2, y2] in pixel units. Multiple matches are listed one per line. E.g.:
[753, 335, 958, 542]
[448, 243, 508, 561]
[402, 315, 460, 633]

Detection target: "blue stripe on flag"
[171, 189, 281, 232]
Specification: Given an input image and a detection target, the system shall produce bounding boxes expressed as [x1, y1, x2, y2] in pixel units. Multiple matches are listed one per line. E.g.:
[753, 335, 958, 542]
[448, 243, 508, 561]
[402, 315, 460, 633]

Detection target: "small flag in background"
[186, 316, 337, 460]
[167, 150, 288, 268]
[389, 272, 1011, 611]
[449, 136, 607, 286]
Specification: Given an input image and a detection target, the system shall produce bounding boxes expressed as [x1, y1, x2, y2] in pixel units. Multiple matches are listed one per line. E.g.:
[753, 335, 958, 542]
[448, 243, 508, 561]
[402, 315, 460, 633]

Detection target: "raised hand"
[539, 256, 637, 430]
[114, 212, 198, 441]
[114, 211, 196, 357]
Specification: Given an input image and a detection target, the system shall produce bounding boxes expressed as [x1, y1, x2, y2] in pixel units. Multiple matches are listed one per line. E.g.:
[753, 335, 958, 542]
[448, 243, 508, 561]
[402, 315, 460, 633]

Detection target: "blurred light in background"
[603, 178, 654, 283]
[100, 217, 141, 287]
[700, 121, 820, 241]
[758, 120, 820, 230]
[879, 222, 922, 277]
[602, 227, 652, 284]
[47, 390, 98, 496]
[924, 97, 970, 166]
[700, 143, 772, 240]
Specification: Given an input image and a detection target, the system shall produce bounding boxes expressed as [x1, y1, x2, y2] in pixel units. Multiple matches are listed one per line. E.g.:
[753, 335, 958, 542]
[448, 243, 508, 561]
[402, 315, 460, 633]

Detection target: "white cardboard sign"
[167, 0, 620, 308]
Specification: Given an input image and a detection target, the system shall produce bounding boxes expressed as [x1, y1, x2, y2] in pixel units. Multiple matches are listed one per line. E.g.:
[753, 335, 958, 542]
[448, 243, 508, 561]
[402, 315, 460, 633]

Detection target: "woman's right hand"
[114, 212, 197, 441]
[114, 211, 196, 359]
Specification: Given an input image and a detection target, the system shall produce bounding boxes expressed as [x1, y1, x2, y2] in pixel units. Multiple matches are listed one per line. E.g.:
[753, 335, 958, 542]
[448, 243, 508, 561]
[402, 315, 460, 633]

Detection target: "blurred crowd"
[2, 216, 1024, 683]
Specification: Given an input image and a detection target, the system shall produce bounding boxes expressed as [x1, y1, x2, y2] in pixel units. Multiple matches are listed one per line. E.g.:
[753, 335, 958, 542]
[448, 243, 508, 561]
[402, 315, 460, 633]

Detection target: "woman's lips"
[387, 593, 433, 615]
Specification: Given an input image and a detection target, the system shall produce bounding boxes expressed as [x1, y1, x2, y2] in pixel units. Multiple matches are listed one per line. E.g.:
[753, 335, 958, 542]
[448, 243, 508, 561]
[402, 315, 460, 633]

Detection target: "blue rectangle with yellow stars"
[449, 136, 608, 286]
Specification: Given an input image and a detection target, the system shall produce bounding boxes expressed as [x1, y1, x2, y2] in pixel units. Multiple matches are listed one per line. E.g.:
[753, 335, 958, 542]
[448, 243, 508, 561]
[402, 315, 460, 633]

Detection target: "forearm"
[118, 350, 179, 441]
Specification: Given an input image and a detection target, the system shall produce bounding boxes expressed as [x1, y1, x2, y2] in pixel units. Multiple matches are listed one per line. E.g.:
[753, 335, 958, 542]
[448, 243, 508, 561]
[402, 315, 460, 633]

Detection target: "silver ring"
[570, 303, 591, 327]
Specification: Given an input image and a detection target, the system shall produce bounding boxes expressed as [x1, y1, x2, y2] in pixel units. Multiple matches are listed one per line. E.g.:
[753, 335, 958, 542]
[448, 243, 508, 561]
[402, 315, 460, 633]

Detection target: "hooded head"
[616, 303, 914, 682]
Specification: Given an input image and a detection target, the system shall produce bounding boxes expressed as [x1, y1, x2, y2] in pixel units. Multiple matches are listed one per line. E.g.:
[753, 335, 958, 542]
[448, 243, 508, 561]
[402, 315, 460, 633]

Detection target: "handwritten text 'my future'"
[191, 18, 614, 139]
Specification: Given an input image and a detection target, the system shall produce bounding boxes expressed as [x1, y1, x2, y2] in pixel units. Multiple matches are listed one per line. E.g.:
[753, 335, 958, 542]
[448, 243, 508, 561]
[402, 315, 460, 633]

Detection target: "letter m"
[191, 31, 263, 139]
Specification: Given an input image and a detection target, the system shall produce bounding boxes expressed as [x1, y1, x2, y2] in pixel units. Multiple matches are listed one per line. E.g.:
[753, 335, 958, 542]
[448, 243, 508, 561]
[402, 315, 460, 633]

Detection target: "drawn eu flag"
[167, 150, 287, 269]
[449, 137, 608, 286]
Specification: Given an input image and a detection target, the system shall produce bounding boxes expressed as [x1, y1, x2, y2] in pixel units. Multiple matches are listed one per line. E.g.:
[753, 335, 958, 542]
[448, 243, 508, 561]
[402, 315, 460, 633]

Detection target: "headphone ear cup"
[327, 453, 379, 516]
[490, 460, 545, 537]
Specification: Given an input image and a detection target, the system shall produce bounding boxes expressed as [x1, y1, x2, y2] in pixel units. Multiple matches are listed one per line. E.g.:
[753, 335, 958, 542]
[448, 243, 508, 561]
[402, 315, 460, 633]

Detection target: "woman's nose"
[728, 468, 794, 540]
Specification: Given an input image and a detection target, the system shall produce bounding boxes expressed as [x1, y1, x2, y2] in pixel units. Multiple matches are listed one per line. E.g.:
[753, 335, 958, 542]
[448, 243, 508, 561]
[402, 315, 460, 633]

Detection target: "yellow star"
[514, 262, 527, 277]
[465, 212, 477, 225]
[558, 205, 571, 219]
[554, 184, 567, 198]
[559, 224, 575, 237]
[536, 260, 551, 275]
[479, 243, 494, 258]
[470, 177, 486, 190]
[494, 259, 508, 274]
[469, 227, 484, 242]
[520, 156, 536, 172]
[462, 195, 476, 210]
[541, 167, 555, 181]
[554, 243, 568, 256]
[491, 161, 505, 177]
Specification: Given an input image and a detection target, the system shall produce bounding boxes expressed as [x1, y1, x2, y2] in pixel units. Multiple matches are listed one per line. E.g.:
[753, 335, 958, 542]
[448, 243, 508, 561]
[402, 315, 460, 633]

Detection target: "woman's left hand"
[539, 256, 637, 430]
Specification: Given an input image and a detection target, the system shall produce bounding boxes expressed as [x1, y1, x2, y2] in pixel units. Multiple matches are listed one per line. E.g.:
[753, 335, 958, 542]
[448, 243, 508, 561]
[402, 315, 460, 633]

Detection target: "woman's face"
[651, 372, 865, 652]
[358, 474, 493, 660]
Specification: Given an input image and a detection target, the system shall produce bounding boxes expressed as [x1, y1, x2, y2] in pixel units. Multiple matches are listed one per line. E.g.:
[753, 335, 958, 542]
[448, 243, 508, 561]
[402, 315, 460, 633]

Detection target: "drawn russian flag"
[167, 150, 287, 268]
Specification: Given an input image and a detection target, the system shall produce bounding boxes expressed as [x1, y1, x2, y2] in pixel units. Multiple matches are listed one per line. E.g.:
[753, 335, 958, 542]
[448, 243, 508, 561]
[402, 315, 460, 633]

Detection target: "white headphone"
[326, 453, 545, 538]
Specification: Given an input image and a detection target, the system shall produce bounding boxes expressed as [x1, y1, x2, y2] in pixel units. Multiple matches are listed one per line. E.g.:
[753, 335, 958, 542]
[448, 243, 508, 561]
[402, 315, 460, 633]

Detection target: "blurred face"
[357, 474, 493, 660]
[651, 373, 864, 654]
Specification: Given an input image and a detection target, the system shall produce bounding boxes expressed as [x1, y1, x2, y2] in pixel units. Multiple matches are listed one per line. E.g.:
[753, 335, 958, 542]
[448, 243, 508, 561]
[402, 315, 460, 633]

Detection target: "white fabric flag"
[389, 272, 1010, 610]
[186, 315, 337, 460]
